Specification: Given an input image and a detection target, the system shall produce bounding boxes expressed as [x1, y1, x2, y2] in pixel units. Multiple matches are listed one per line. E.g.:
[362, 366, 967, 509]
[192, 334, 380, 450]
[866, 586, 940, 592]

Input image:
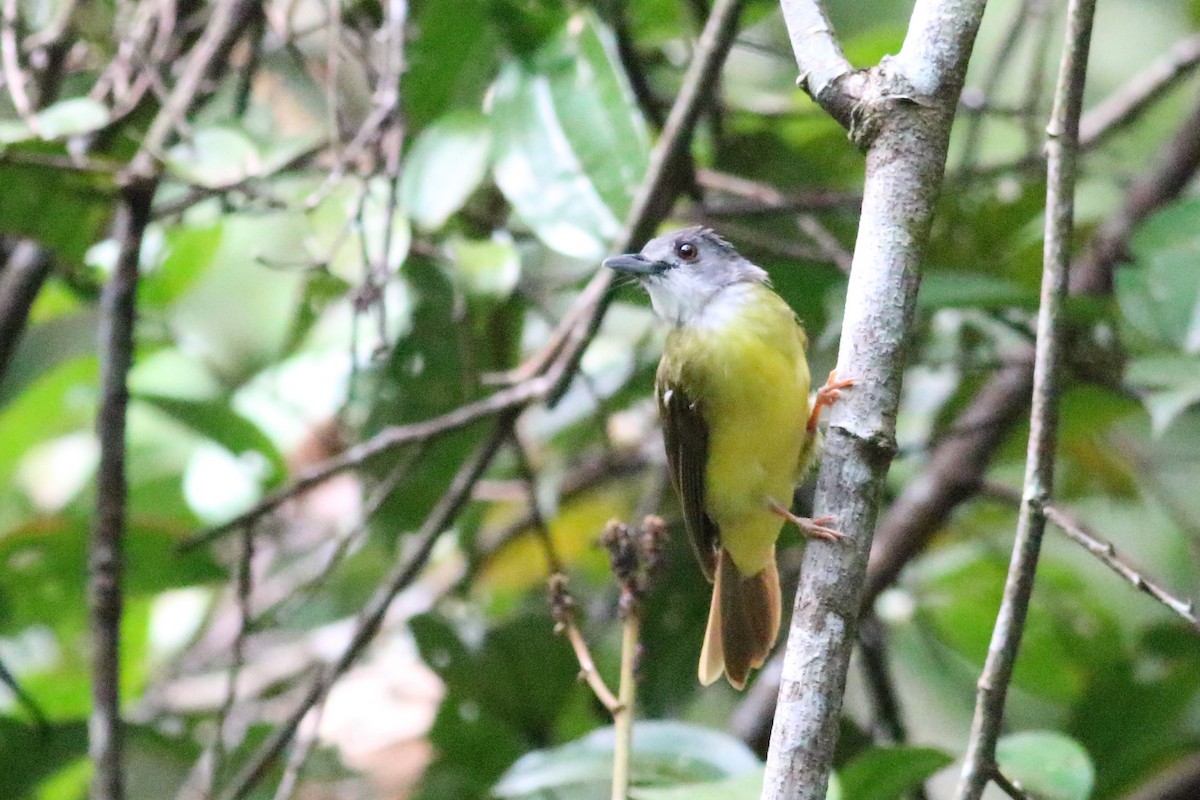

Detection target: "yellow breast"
[658, 284, 811, 573]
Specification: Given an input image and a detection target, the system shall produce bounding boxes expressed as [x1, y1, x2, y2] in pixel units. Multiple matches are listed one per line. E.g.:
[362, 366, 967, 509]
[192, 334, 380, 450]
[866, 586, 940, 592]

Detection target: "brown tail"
[698, 547, 781, 690]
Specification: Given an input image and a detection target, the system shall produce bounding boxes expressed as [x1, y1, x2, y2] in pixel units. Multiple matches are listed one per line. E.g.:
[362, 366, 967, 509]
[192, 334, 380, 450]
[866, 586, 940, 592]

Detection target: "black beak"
[603, 253, 663, 275]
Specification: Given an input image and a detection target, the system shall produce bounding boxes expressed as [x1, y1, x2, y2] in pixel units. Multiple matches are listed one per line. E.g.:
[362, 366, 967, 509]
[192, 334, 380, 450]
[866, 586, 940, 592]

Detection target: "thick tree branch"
[867, 85, 1200, 606]
[762, 2, 988, 798]
[735, 84, 1200, 754]
[955, 0, 1097, 796]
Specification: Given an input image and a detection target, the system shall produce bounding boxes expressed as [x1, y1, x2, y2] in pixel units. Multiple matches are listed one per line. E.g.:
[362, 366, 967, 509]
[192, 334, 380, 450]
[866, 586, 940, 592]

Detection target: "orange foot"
[769, 499, 846, 542]
[807, 370, 857, 433]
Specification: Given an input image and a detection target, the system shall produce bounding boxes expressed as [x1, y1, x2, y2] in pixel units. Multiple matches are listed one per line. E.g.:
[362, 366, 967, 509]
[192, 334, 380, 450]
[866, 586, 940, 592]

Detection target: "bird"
[603, 226, 852, 689]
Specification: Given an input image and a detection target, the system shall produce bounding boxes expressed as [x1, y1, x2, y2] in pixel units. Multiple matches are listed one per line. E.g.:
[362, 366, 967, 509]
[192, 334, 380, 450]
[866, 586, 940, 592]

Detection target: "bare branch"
[180, 375, 552, 551]
[856, 613, 910, 745]
[955, 0, 1097, 796]
[762, 2, 988, 798]
[1080, 32, 1200, 149]
[217, 417, 515, 800]
[0, 241, 51, 385]
[87, 5, 272, 798]
[991, 768, 1034, 800]
[549, 574, 622, 714]
[696, 168, 862, 215]
[778, 0, 863, 127]
[89, 183, 151, 800]
[867, 85, 1200, 608]
[958, 0, 1040, 169]
[737, 84, 1200, 752]
[978, 483, 1200, 630]
[1044, 500, 1199, 630]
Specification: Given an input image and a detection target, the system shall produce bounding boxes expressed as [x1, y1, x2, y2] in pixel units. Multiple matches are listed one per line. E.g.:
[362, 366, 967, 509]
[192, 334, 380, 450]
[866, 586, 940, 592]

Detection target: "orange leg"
[807, 370, 856, 433]
[769, 499, 845, 542]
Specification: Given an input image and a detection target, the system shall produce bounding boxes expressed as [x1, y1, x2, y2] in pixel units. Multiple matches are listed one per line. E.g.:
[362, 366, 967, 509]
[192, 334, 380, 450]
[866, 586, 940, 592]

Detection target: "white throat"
[646, 278, 755, 331]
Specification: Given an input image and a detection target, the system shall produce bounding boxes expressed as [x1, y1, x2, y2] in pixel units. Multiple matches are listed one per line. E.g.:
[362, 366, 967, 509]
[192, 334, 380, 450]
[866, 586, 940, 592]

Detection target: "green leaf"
[914, 547, 1124, 705]
[1125, 354, 1200, 435]
[494, 721, 760, 799]
[33, 98, 111, 139]
[839, 746, 953, 800]
[0, 718, 88, 798]
[139, 220, 224, 307]
[0, 146, 115, 264]
[996, 731, 1095, 800]
[165, 126, 263, 188]
[1117, 198, 1200, 352]
[0, 514, 222, 633]
[136, 393, 286, 488]
[447, 234, 521, 300]
[0, 356, 97, 492]
[490, 10, 650, 259]
[401, 111, 493, 230]
[918, 272, 1037, 310]
[630, 768, 763, 800]
[405, 0, 500, 131]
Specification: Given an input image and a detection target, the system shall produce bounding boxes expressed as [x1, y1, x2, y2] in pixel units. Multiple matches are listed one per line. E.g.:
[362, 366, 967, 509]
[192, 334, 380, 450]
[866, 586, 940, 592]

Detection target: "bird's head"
[603, 226, 767, 326]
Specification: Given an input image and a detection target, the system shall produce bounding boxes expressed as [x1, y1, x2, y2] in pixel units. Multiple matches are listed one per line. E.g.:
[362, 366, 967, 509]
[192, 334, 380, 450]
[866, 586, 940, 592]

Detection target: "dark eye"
[676, 241, 698, 261]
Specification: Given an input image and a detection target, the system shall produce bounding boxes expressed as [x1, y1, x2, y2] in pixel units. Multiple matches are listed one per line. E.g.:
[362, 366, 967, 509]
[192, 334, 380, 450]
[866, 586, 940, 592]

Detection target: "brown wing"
[657, 379, 719, 581]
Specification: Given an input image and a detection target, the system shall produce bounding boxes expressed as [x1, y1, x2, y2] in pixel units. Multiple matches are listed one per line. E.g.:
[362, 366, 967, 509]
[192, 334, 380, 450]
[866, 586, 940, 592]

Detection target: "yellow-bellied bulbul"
[604, 227, 851, 689]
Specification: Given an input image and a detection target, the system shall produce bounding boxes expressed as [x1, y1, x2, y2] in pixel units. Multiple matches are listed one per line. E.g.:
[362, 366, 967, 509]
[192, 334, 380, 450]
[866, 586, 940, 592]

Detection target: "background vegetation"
[1, 0, 1199, 798]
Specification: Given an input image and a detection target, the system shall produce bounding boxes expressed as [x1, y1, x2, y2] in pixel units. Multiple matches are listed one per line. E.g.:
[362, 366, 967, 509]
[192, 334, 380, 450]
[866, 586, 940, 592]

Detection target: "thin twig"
[958, 0, 1037, 170]
[856, 613, 909, 745]
[991, 769, 1034, 800]
[180, 376, 552, 551]
[0, 241, 51, 386]
[216, 417, 515, 800]
[1038, 496, 1198, 630]
[696, 168, 862, 215]
[550, 574, 622, 713]
[0, 655, 47, 727]
[89, 182, 152, 800]
[610, 0, 665, 128]
[1019, 0, 1054, 159]
[611, 613, 639, 800]
[509, 433, 565, 575]
[1080, 32, 1200, 148]
[270, 702, 327, 800]
[955, 0, 1097, 797]
[795, 214, 852, 273]
[209, 526, 257, 793]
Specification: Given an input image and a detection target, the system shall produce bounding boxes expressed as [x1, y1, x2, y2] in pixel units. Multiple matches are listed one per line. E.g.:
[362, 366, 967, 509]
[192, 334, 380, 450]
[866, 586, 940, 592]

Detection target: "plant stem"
[612, 613, 639, 800]
[954, 0, 1097, 796]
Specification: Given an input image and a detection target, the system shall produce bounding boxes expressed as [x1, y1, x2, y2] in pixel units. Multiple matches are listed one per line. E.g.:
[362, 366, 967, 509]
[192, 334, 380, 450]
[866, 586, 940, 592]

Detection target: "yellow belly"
[660, 286, 811, 574]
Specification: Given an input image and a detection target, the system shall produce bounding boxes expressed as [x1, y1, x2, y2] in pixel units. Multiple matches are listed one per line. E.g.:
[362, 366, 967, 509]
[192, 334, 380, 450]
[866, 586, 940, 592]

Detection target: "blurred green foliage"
[0, 1, 1199, 799]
